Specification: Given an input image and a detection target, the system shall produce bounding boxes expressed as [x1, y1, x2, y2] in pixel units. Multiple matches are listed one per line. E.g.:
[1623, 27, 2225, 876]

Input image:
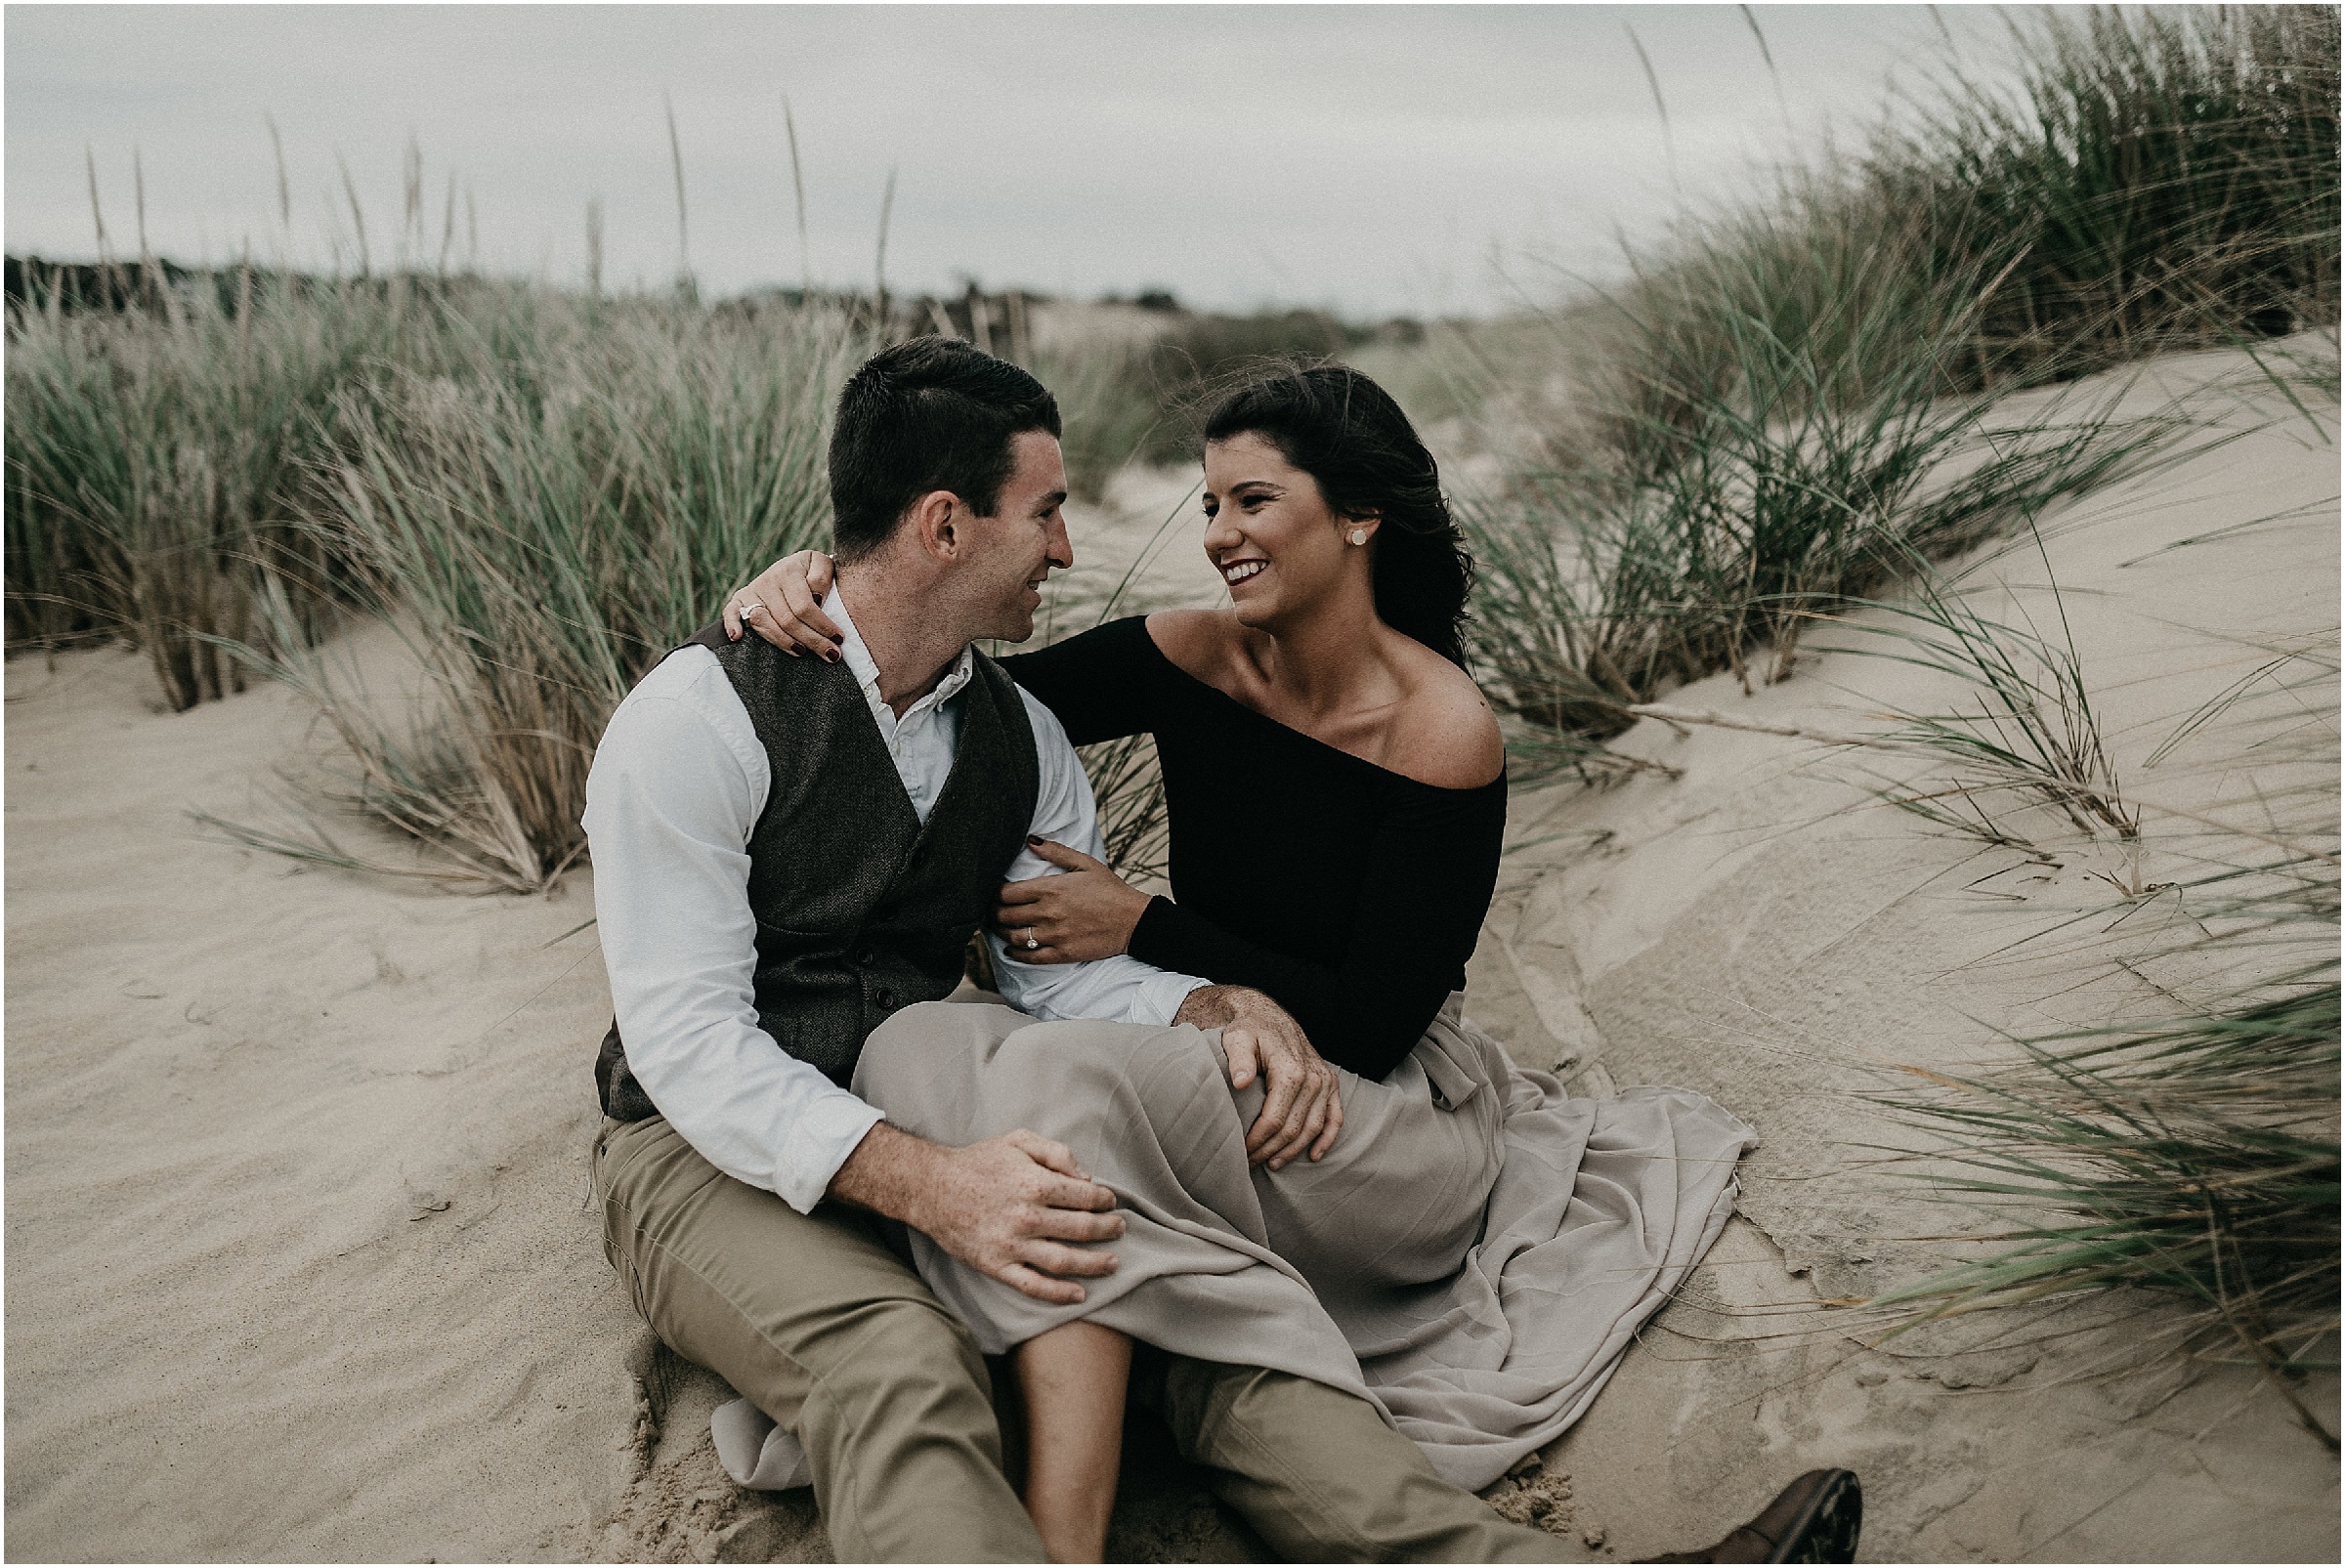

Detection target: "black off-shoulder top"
[1001, 615, 1506, 1081]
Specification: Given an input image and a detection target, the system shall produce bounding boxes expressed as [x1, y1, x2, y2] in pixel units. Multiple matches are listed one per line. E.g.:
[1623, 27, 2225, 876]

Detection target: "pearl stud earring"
[1348, 529, 1369, 545]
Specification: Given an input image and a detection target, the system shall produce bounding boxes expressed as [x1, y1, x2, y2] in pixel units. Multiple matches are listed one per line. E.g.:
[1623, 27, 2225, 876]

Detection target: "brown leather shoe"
[1640, 1469, 1861, 1563]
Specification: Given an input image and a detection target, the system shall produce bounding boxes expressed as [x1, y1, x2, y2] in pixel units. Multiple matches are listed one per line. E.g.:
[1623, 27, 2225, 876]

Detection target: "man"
[586, 337, 1855, 1562]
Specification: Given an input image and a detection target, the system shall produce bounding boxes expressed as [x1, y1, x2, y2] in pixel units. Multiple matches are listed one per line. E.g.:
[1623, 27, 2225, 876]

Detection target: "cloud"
[4, 3, 2011, 317]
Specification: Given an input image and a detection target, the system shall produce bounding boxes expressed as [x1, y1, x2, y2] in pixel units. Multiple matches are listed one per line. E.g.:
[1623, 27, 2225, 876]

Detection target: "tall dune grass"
[1576, 5, 2339, 462]
[6, 269, 395, 705]
[1463, 310, 2189, 775]
[1831, 552, 2142, 858]
[1464, 3, 2342, 1406]
[1027, 333, 1167, 502]
[1876, 979, 2339, 1447]
[1862, 609, 2339, 1441]
[1464, 5, 2337, 780]
[1031, 306, 1428, 497]
[228, 294, 868, 889]
[1906, 4, 2339, 378]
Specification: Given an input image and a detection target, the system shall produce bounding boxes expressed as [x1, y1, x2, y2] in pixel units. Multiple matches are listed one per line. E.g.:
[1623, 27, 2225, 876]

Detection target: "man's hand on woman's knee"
[1175, 985, 1344, 1170]
[830, 1123, 1126, 1305]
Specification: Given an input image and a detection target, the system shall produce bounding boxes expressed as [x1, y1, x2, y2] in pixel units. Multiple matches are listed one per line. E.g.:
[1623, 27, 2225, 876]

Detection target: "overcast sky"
[7, 4, 2021, 318]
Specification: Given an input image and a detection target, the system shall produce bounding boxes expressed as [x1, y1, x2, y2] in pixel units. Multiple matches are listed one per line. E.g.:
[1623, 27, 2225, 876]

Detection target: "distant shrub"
[1133, 309, 1358, 465]
[1036, 306, 1379, 496]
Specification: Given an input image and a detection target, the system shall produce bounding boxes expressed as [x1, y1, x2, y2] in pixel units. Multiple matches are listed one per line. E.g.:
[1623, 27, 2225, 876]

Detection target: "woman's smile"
[1202, 432, 1359, 623]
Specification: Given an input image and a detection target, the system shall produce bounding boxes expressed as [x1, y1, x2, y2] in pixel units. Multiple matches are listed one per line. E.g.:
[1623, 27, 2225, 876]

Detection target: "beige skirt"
[852, 996, 1756, 1491]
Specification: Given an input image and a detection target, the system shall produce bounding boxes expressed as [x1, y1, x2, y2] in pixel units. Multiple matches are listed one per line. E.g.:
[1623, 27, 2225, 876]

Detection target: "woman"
[728, 364, 1757, 1560]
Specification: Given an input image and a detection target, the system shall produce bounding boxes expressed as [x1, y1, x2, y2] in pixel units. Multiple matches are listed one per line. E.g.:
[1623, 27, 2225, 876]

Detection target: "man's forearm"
[1174, 983, 1268, 1031]
[827, 1121, 942, 1228]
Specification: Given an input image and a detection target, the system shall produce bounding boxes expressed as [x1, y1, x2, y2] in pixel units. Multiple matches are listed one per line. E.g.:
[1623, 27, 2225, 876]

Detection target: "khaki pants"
[594, 1116, 1581, 1562]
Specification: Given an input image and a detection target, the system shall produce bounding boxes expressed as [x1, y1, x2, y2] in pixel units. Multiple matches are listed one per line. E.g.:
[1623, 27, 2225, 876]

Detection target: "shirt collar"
[826, 585, 975, 718]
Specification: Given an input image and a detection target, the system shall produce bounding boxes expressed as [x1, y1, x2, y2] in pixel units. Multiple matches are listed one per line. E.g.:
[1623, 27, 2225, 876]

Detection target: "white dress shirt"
[582, 589, 1209, 1212]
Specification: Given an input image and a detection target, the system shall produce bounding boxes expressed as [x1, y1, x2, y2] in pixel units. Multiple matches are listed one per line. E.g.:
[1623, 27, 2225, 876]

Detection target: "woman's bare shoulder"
[1143, 609, 1245, 682]
[1388, 644, 1505, 789]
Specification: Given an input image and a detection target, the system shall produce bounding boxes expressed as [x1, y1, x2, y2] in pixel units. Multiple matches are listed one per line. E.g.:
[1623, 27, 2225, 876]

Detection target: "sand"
[1470, 346, 2341, 1563]
[5, 342, 2336, 1561]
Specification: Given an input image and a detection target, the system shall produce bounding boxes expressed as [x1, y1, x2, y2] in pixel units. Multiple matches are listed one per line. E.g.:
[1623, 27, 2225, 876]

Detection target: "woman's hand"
[724, 550, 843, 659]
[996, 839, 1152, 964]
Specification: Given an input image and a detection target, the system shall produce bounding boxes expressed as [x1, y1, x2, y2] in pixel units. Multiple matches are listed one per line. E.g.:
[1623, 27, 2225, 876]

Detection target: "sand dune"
[5, 344, 2335, 1560]
[1474, 345, 2339, 1562]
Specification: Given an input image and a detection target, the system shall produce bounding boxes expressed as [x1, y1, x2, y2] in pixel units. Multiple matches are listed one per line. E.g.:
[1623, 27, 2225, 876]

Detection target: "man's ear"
[910, 489, 961, 562]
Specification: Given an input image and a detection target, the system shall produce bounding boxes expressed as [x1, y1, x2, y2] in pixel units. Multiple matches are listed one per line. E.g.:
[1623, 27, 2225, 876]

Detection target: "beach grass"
[1872, 973, 2340, 1449]
[1462, 327, 2188, 765]
[1855, 581, 2339, 1440]
[1827, 549, 2140, 858]
[217, 290, 868, 889]
[5, 265, 397, 705]
[1459, 4, 2337, 779]
[1904, 4, 2339, 381]
[1033, 305, 1431, 499]
[1028, 331, 1167, 503]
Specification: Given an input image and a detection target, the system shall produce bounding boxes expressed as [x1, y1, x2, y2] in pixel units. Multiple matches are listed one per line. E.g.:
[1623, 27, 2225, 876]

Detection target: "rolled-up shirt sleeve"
[988, 691, 1210, 1027]
[582, 648, 883, 1213]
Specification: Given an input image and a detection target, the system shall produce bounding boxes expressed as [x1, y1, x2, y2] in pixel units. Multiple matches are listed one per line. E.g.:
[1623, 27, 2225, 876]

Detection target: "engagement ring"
[1024, 928, 1040, 951]
[738, 600, 764, 622]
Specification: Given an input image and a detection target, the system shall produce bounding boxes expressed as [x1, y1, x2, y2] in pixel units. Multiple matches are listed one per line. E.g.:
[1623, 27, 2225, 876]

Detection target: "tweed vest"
[594, 622, 1040, 1120]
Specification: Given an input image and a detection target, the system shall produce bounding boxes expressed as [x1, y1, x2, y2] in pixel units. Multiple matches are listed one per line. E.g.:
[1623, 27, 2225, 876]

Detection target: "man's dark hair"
[828, 337, 1062, 561]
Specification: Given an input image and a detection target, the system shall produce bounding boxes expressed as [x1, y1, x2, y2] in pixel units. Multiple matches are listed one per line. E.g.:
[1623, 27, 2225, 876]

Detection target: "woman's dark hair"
[1201, 362, 1474, 667]
[829, 336, 1062, 561]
